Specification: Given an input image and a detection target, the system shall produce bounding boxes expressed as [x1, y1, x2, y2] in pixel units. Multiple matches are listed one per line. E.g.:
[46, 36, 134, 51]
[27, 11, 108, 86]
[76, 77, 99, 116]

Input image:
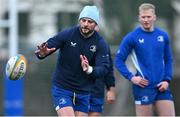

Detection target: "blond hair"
[139, 3, 156, 14]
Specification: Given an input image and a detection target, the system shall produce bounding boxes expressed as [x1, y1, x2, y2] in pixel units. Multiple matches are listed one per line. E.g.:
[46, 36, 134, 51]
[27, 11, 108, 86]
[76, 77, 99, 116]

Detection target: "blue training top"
[90, 46, 115, 98]
[37, 26, 110, 93]
[115, 26, 173, 88]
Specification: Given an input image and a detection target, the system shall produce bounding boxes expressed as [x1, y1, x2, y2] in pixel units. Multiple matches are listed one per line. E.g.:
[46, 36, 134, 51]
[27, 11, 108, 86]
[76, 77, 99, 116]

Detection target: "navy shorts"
[51, 85, 90, 113]
[132, 85, 173, 105]
[89, 96, 104, 113]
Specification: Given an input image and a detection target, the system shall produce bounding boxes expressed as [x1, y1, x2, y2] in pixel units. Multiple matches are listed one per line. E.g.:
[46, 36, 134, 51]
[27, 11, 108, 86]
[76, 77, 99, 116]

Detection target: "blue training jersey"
[90, 46, 115, 98]
[115, 26, 173, 88]
[37, 26, 110, 93]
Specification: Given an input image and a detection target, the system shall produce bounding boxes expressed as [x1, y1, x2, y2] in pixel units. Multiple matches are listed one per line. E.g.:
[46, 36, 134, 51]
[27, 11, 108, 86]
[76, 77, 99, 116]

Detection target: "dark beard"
[80, 27, 94, 38]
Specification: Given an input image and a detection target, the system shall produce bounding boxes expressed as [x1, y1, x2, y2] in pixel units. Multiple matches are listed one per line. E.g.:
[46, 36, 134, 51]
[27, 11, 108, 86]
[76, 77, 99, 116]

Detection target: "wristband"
[86, 66, 93, 74]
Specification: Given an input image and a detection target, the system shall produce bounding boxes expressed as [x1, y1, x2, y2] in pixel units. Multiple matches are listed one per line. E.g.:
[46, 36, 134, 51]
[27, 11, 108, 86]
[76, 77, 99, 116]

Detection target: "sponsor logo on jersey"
[138, 38, 144, 44]
[70, 42, 77, 47]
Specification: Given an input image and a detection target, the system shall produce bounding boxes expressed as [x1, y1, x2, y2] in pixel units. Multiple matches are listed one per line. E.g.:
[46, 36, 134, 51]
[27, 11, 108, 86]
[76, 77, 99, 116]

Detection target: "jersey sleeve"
[104, 46, 115, 89]
[89, 39, 110, 78]
[114, 33, 134, 81]
[35, 28, 69, 59]
[47, 29, 69, 49]
[163, 33, 173, 82]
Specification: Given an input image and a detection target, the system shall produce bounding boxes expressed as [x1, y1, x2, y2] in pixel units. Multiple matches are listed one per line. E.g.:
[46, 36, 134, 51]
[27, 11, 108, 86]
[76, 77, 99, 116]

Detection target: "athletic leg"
[154, 89, 175, 116]
[154, 100, 175, 116]
[57, 107, 75, 116]
[135, 104, 153, 116]
[75, 111, 88, 116]
[88, 112, 101, 116]
[132, 86, 155, 116]
[51, 86, 75, 116]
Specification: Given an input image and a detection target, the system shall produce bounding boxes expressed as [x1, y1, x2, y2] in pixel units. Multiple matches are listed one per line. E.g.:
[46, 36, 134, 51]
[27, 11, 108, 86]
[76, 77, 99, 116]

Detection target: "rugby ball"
[5, 54, 27, 80]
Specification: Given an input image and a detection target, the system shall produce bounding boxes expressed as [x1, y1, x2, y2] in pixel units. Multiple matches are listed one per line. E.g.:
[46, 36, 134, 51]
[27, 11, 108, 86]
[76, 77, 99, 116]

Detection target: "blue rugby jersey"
[115, 26, 173, 88]
[37, 26, 110, 93]
[90, 46, 115, 98]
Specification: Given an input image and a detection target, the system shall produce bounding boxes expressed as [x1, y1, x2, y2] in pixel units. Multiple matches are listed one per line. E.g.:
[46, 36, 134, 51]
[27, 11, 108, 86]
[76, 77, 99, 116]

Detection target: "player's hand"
[157, 81, 169, 92]
[80, 55, 89, 72]
[131, 76, 149, 88]
[106, 87, 116, 104]
[35, 42, 56, 57]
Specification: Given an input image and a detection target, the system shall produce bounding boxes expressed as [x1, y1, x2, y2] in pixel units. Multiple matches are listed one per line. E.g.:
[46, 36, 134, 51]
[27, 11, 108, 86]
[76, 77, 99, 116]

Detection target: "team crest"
[142, 96, 149, 102]
[157, 35, 164, 42]
[59, 98, 66, 105]
[90, 45, 96, 52]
